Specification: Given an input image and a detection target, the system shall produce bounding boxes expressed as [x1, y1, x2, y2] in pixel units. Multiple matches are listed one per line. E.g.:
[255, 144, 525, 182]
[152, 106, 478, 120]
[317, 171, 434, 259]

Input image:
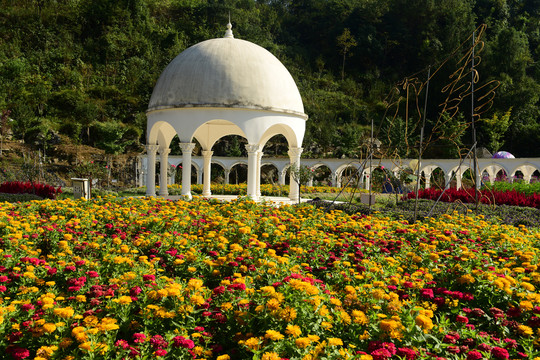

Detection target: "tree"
[481, 108, 512, 153]
[336, 28, 357, 80]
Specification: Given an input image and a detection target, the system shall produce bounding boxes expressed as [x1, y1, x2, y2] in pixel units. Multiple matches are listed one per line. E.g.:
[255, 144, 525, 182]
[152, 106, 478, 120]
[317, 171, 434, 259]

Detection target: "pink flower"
[115, 340, 129, 349]
[456, 315, 469, 324]
[155, 349, 168, 356]
[133, 333, 147, 343]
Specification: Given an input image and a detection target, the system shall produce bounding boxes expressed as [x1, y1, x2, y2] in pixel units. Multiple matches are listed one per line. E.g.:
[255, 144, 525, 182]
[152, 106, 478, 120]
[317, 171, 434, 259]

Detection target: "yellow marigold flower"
[327, 338, 343, 346]
[307, 334, 320, 342]
[59, 338, 73, 348]
[415, 314, 434, 333]
[113, 296, 132, 305]
[360, 355, 373, 360]
[265, 330, 284, 341]
[295, 337, 311, 348]
[285, 324, 302, 337]
[190, 294, 205, 306]
[36, 345, 58, 357]
[522, 282, 535, 291]
[216, 355, 231, 360]
[266, 298, 281, 310]
[280, 306, 297, 321]
[352, 310, 369, 325]
[379, 319, 400, 332]
[188, 278, 203, 290]
[518, 325, 534, 336]
[42, 323, 57, 333]
[79, 341, 93, 351]
[243, 337, 261, 351]
[54, 307, 75, 319]
[371, 288, 386, 299]
[520, 300, 534, 311]
[458, 274, 475, 284]
[261, 352, 280, 360]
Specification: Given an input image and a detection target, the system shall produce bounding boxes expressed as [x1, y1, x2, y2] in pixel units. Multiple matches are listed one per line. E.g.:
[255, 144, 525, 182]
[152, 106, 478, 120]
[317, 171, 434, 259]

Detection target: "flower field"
[1, 196, 540, 359]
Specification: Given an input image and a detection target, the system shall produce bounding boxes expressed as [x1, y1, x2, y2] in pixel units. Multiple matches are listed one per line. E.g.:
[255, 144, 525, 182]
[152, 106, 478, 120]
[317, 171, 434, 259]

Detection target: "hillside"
[1, 0, 539, 162]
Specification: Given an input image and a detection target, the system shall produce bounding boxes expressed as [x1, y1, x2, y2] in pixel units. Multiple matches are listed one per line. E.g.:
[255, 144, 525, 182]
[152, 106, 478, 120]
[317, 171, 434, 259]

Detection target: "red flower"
[456, 315, 469, 324]
[491, 347, 509, 359]
[7, 346, 30, 360]
[143, 274, 155, 282]
[371, 348, 392, 360]
[172, 336, 194, 349]
[396, 347, 416, 360]
[466, 350, 482, 360]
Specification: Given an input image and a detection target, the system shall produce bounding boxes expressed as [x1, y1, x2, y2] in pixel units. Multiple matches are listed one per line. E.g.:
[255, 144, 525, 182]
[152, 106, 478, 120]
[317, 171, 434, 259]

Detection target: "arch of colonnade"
[137, 155, 540, 192]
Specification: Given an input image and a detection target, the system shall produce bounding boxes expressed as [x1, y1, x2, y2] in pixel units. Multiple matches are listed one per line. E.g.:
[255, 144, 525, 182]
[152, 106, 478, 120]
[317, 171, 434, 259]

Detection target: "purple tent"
[492, 151, 515, 159]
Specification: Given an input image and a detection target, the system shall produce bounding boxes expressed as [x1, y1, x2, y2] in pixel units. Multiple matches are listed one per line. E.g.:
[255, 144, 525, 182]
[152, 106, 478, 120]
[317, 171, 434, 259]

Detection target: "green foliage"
[0, 0, 538, 157]
[481, 108, 512, 153]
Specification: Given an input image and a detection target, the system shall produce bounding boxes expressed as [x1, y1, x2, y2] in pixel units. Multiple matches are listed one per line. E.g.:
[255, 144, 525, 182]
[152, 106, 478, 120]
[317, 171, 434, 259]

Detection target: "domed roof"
[148, 24, 306, 117]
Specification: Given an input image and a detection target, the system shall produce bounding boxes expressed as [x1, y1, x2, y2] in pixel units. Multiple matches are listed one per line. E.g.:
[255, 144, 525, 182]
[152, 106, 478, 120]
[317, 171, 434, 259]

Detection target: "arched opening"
[370, 167, 388, 193]
[174, 164, 198, 185]
[312, 165, 332, 186]
[513, 170, 524, 182]
[495, 169, 508, 182]
[430, 168, 445, 189]
[262, 134, 289, 157]
[230, 163, 248, 184]
[212, 135, 247, 157]
[211, 163, 225, 183]
[169, 134, 183, 156]
[532, 170, 540, 183]
[340, 166, 361, 189]
[461, 168, 474, 189]
[261, 164, 279, 185]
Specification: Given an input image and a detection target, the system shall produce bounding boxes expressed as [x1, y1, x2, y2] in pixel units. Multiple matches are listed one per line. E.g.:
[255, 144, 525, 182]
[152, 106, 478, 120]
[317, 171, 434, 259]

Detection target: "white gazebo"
[145, 23, 308, 201]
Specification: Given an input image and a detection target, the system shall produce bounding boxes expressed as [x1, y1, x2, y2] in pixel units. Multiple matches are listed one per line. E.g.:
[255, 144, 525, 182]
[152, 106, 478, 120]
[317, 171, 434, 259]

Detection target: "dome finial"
[224, 14, 234, 38]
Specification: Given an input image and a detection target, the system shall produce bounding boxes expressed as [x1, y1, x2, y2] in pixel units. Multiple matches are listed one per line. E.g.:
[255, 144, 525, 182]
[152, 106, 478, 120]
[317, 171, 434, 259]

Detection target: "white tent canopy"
[146, 23, 307, 200]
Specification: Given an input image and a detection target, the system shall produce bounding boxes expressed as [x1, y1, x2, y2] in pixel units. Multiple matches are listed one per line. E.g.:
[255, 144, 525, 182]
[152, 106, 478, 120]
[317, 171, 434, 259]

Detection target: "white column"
[456, 169, 462, 190]
[180, 143, 195, 199]
[424, 170, 432, 189]
[158, 147, 170, 197]
[145, 144, 159, 196]
[445, 172, 453, 189]
[279, 168, 286, 185]
[224, 169, 231, 184]
[256, 150, 263, 197]
[331, 173, 338, 187]
[475, 171, 481, 189]
[246, 144, 260, 200]
[202, 150, 213, 197]
[364, 170, 371, 190]
[288, 147, 303, 201]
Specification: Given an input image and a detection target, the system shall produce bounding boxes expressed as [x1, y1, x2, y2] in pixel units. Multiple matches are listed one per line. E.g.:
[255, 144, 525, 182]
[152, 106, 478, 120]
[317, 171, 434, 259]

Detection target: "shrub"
[407, 187, 540, 209]
[0, 181, 62, 199]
